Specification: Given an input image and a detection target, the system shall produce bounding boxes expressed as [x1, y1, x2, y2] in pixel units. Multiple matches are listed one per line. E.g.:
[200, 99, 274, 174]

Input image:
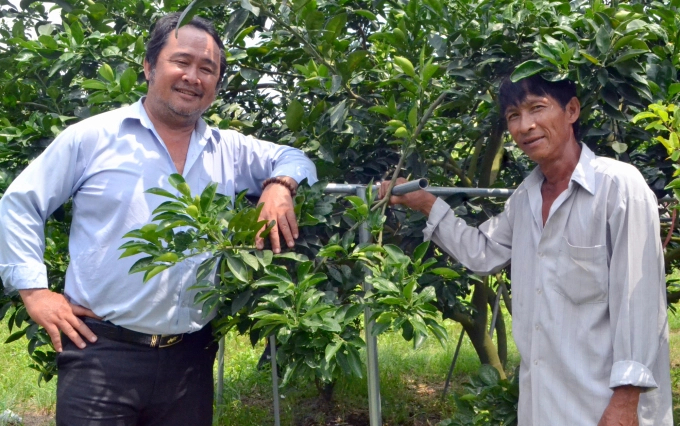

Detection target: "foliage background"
[1, 0, 680, 422]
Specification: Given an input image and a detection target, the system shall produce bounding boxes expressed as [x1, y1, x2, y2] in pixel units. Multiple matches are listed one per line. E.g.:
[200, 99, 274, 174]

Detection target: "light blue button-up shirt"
[0, 99, 317, 334]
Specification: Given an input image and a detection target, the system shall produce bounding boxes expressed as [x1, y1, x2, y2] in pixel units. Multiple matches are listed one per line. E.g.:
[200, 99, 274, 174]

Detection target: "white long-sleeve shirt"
[423, 144, 672, 425]
[0, 99, 317, 335]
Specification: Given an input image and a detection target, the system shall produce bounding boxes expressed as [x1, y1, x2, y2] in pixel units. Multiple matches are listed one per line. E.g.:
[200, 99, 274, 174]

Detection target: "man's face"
[504, 94, 580, 164]
[143, 25, 221, 124]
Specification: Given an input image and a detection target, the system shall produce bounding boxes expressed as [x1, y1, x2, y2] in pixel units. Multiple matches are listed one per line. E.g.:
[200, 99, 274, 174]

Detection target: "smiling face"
[504, 94, 580, 166]
[143, 25, 221, 127]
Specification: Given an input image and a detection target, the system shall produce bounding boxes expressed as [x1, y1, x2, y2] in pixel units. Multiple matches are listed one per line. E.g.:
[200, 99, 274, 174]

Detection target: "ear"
[143, 58, 151, 81]
[566, 96, 580, 124]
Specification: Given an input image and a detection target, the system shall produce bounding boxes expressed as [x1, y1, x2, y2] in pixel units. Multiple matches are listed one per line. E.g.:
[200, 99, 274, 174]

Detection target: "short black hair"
[145, 12, 227, 86]
[499, 74, 580, 141]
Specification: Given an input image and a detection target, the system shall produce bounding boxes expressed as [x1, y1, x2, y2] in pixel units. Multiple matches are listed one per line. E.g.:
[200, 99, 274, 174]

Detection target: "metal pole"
[215, 333, 225, 413]
[213, 181, 515, 421]
[489, 283, 503, 340]
[270, 335, 281, 426]
[358, 186, 382, 426]
[390, 178, 428, 195]
[325, 182, 514, 198]
[441, 328, 466, 400]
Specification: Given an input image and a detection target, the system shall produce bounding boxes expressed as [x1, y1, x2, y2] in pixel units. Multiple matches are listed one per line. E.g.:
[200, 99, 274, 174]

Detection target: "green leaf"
[227, 255, 248, 282]
[241, 0, 260, 16]
[120, 67, 138, 93]
[665, 176, 680, 190]
[347, 50, 369, 72]
[671, 132, 680, 150]
[413, 241, 429, 262]
[98, 63, 115, 83]
[81, 79, 108, 90]
[354, 10, 377, 20]
[431, 267, 459, 279]
[394, 56, 416, 78]
[403, 280, 417, 300]
[612, 34, 637, 52]
[668, 83, 680, 98]
[143, 264, 170, 282]
[38, 35, 57, 50]
[595, 25, 610, 55]
[168, 173, 186, 190]
[325, 13, 347, 41]
[408, 106, 417, 128]
[325, 341, 342, 363]
[610, 49, 648, 65]
[578, 50, 600, 66]
[510, 61, 546, 82]
[231, 289, 253, 314]
[422, 63, 440, 83]
[255, 250, 273, 267]
[611, 141, 628, 154]
[631, 111, 658, 123]
[240, 251, 259, 271]
[417, 286, 436, 303]
[329, 99, 346, 129]
[478, 364, 501, 386]
[197, 256, 219, 281]
[286, 100, 304, 131]
[129, 256, 154, 274]
[369, 277, 400, 294]
[225, 9, 250, 41]
[5, 329, 27, 343]
[346, 346, 363, 377]
[70, 21, 84, 44]
[200, 181, 217, 212]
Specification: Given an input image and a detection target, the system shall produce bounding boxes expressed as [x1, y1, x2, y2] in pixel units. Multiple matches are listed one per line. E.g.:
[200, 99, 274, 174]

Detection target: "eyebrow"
[168, 52, 218, 69]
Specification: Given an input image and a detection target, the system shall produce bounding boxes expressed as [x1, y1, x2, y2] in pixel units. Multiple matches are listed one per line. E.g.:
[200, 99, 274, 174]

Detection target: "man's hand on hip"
[256, 177, 298, 254]
[18, 289, 100, 352]
[598, 385, 641, 426]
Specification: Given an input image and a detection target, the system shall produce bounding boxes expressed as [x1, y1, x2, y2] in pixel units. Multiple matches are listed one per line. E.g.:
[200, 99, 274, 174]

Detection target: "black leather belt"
[82, 317, 184, 348]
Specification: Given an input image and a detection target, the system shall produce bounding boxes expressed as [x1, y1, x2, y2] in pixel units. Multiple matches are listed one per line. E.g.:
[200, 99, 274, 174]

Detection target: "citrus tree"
[1, 0, 679, 391]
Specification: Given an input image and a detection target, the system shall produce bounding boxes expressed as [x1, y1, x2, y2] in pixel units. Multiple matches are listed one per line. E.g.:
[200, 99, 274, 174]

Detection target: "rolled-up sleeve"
[607, 183, 666, 389]
[0, 127, 81, 293]
[228, 131, 317, 195]
[423, 197, 513, 275]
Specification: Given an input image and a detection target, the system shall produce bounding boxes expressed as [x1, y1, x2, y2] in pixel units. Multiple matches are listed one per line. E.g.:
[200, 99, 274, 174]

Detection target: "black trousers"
[56, 323, 218, 426]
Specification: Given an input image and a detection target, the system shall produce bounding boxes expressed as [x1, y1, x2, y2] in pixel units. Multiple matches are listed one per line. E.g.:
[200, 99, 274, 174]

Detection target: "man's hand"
[19, 289, 100, 352]
[598, 385, 641, 426]
[378, 178, 438, 216]
[256, 177, 298, 254]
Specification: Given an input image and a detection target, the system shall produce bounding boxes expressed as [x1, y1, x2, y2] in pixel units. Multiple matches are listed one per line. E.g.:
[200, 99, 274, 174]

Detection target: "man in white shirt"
[379, 75, 672, 425]
[0, 13, 316, 426]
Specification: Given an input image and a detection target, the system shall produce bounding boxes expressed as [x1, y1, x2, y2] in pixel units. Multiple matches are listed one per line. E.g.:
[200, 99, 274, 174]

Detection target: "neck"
[142, 98, 197, 139]
[539, 140, 581, 186]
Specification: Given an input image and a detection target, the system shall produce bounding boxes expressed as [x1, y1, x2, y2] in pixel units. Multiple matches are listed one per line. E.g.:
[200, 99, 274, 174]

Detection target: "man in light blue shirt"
[0, 13, 316, 426]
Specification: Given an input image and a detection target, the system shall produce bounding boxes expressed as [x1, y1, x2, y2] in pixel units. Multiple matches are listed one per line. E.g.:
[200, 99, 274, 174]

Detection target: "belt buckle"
[158, 334, 183, 348]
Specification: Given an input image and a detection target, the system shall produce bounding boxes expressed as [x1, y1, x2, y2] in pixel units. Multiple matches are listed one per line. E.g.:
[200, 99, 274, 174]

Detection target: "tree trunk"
[487, 275, 509, 367]
[461, 277, 506, 379]
[478, 121, 505, 187]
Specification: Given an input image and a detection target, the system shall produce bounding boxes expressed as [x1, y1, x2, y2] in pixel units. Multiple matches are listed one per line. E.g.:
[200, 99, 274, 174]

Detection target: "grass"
[212, 317, 509, 426]
[0, 307, 676, 425]
[0, 325, 56, 426]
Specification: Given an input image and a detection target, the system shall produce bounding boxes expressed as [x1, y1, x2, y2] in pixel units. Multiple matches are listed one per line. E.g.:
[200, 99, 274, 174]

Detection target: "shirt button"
[537, 252, 544, 258]
[535, 325, 539, 331]
[537, 289, 542, 294]
[534, 360, 539, 365]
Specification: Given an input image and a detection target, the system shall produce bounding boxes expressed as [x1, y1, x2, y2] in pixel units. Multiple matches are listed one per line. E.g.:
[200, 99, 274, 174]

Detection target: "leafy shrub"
[439, 365, 519, 426]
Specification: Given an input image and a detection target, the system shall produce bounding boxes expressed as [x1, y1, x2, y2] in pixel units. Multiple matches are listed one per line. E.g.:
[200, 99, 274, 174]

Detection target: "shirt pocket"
[554, 238, 608, 305]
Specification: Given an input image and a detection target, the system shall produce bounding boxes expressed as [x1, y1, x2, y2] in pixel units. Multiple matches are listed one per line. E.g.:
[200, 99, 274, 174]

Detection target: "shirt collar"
[523, 143, 596, 195]
[121, 97, 215, 145]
